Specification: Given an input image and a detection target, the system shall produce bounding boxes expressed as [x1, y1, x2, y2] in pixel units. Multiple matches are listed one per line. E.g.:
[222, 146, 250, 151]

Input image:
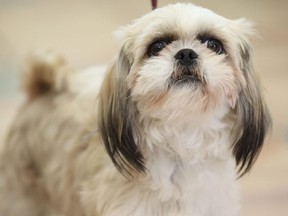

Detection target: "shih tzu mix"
[0, 3, 271, 216]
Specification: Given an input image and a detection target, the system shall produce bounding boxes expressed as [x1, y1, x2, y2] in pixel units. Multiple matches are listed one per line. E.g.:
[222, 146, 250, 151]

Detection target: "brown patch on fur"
[22, 51, 67, 100]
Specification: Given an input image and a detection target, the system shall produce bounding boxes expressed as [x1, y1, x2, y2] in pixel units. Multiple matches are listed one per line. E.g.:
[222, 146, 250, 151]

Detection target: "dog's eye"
[147, 40, 167, 57]
[202, 38, 224, 54]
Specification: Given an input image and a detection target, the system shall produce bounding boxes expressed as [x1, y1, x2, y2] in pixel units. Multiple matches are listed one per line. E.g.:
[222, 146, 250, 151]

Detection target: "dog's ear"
[232, 21, 271, 176]
[98, 48, 145, 176]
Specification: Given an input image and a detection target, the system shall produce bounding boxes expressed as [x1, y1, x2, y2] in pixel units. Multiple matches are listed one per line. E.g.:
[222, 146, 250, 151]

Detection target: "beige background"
[0, 0, 287, 215]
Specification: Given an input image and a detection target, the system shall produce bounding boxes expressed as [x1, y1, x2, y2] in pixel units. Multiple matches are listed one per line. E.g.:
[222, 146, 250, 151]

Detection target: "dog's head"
[98, 3, 271, 177]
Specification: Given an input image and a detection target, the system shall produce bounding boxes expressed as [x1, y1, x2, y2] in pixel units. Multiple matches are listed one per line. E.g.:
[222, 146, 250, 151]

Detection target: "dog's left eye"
[147, 40, 167, 57]
[202, 38, 224, 54]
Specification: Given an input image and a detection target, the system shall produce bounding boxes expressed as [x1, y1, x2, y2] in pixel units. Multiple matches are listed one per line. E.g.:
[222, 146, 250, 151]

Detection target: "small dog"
[0, 3, 271, 216]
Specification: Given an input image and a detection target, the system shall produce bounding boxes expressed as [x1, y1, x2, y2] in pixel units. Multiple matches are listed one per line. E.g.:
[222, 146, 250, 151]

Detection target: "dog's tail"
[22, 50, 68, 99]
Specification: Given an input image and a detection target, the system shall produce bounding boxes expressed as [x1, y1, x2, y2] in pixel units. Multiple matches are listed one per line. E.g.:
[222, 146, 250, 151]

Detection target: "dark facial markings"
[147, 33, 225, 58]
[147, 38, 173, 57]
[198, 34, 225, 54]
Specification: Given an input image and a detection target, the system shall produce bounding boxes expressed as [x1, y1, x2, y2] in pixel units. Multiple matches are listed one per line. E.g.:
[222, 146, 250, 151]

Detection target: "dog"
[0, 3, 271, 216]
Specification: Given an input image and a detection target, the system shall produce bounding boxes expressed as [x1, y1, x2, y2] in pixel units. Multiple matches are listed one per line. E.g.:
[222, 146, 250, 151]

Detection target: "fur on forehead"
[115, 3, 255, 64]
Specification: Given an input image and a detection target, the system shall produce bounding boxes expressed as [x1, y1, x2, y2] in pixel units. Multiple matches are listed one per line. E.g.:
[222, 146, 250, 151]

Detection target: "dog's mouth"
[170, 67, 203, 86]
[172, 75, 201, 85]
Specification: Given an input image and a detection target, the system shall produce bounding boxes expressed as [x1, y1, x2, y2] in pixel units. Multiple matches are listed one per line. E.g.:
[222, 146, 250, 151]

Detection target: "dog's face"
[98, 3, 271, 176]
[119, 4, 251, 122]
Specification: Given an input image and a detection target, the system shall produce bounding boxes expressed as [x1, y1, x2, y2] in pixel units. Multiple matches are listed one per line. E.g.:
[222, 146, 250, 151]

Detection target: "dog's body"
[0, 61, 107, 216]
[0, 3, 270, 216]
[0, 61, 238, 216]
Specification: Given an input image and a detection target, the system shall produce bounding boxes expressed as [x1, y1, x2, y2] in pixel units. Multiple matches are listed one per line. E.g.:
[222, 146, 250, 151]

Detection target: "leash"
[151, 0, 157, 10]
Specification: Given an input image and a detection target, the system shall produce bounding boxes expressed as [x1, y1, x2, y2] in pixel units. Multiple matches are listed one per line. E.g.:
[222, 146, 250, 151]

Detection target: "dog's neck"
[138, 115, 236, 200]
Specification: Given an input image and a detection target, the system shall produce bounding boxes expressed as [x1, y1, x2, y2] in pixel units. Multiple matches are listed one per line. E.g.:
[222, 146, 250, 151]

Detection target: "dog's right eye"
[147, 41, 167, 57]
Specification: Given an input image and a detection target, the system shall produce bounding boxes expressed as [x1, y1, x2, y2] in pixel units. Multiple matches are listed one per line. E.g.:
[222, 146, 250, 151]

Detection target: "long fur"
[98, 49, 145, 176]
[233, 39, 271, 176]
[0, 3, 271, 216]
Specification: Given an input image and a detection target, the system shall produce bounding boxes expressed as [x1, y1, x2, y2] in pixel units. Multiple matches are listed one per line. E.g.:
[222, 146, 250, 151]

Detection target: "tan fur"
[22, 50, 68, 99]
[0, 3, 270, 216]
[0, 52, 110, 215]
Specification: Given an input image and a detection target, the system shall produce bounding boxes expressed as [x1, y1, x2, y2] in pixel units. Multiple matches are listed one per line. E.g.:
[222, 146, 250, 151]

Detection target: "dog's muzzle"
[171, 49, 203, 85]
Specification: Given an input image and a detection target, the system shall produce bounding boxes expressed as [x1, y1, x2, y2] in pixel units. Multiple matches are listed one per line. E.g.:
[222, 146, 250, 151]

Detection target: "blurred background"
[0, 0, 287, 215]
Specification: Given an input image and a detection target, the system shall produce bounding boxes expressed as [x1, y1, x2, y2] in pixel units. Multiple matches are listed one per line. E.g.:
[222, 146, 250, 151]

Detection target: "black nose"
[175, 49, 198, 66]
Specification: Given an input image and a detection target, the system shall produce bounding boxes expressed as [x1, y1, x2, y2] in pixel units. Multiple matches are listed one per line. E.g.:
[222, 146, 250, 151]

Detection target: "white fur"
[72, 65, 240, 216]
[0, 3, 270, 216]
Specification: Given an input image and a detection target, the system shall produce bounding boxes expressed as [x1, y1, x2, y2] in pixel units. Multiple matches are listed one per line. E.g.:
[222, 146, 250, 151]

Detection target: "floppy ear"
[98, 48, 145, 176]
[232, 25, 271, 176]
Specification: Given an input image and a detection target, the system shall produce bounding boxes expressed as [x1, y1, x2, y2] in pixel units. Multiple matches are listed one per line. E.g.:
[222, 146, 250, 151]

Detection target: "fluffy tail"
[22, 50, 67, 99]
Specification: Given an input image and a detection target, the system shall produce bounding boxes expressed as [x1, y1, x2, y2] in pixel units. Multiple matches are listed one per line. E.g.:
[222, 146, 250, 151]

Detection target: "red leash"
[151, 0, 157, 10]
